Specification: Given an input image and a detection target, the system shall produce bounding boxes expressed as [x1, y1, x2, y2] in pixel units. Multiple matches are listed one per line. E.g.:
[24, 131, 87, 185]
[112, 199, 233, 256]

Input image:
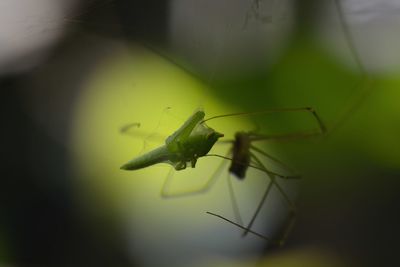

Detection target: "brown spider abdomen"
[229, 132, 251, 179]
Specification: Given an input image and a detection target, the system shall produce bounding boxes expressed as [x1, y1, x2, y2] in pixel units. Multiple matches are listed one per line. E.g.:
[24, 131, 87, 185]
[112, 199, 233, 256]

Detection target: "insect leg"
[241, 166, 275, 238]
[328, 0, 375, 135]
[206, 212, 278, 245]
[250, 145, 300, 179]
[226, 171, 243, 226]
[203, 107, 327, 134]
[209, 152, 299, 179]
[249, 129, 324, 143]
[160, 149, 231, 198]
[248, 153, 297, 246]
[206, 154, 283, 244]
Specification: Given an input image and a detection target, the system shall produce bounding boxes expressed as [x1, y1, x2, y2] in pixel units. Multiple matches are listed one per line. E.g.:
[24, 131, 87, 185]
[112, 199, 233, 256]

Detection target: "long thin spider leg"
[207, 151, 299, 239]
[245, 153, 297, 246]
[333, 0, 365, 74]
[207, 151, 292, 236]
[160, 150, 231, 198]
[277, 208, 297, 247]
[250, 145, 299, 177]
[327, 0, 376, 135]
[206, 212, 278, 245]
[206, 154, 299, 179]
[202, 107, 327, 134]
[241, 160, 275, 238]
[226, 172, 243, 226]
[248, 130, 324, 142]
[207, 150, 297, 244]
[251, 154, 296, 213]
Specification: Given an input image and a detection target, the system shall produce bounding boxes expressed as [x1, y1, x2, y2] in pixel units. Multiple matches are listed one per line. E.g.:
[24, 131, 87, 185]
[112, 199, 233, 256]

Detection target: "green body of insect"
[120, 110, 224, 171]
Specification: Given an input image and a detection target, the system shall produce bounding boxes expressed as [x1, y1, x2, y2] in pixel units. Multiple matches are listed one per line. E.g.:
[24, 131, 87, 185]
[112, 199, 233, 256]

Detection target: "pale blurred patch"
[0, 0, 80, 75]
[316, 0, 400, 74]
[168, 0, 295, 78]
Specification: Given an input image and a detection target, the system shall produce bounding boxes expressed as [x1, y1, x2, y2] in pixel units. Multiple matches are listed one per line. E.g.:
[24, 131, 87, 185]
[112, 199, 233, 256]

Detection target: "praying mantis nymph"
[120, 110, 224, 171]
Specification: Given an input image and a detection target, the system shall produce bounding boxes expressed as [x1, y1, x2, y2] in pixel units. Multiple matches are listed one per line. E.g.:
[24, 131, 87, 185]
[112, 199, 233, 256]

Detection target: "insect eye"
[206, 131, 223, 140]
[207, 131, 219, 139]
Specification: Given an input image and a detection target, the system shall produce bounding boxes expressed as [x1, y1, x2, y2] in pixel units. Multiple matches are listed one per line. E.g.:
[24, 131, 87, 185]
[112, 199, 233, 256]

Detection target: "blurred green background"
[1, 0, 400, 266]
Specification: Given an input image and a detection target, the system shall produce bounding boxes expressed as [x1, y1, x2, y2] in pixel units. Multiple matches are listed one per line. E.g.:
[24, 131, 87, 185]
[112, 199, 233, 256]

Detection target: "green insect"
[120, 107, 326, 245]
[120, 110, 224, 171]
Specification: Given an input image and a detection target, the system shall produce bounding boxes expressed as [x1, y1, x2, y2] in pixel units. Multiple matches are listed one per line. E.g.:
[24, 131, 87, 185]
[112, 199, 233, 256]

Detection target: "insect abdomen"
[120, 145, 170, 170]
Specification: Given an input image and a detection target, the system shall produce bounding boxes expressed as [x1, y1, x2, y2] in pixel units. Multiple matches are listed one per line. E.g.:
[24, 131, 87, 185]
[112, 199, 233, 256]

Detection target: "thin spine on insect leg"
[160, 148, 232, 198]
